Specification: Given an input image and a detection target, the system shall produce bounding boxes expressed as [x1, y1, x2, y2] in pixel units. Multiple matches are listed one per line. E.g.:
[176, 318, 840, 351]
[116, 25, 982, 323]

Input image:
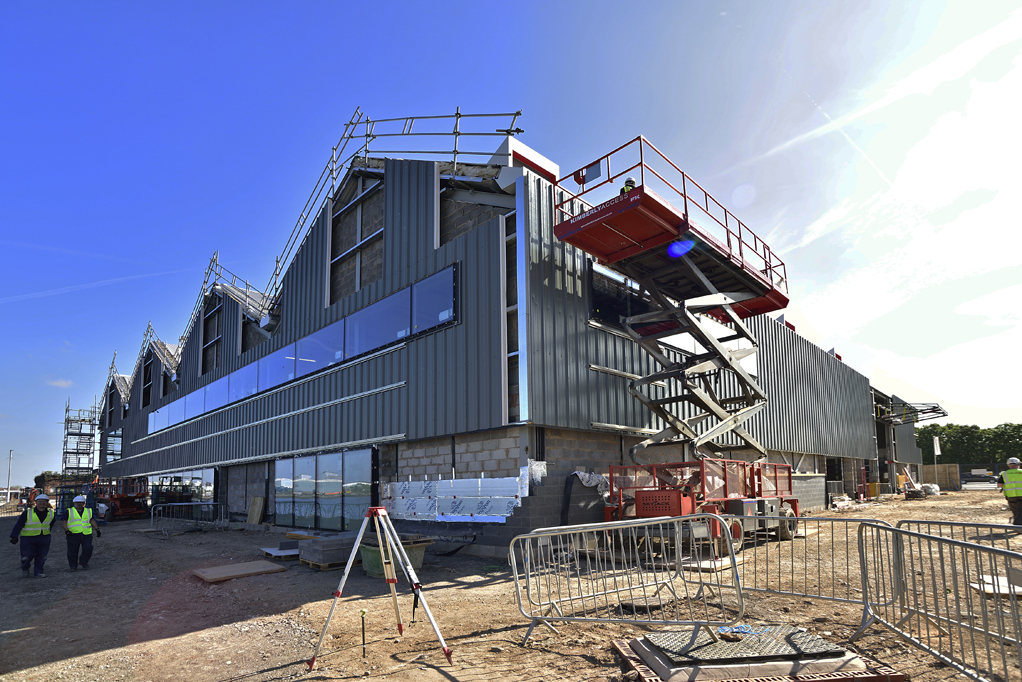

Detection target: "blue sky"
[2, 1, 1019, 487]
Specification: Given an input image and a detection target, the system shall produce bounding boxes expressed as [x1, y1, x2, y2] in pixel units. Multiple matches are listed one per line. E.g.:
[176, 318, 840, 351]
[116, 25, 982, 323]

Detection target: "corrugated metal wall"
[891, 394, 923, 464]
[743, 316, 876, 459]
[104, 159, 504, 478]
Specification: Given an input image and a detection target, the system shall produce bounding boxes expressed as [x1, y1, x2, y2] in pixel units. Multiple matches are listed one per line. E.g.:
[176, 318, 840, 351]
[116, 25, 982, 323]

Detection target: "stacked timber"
[298, 531, 362, 566]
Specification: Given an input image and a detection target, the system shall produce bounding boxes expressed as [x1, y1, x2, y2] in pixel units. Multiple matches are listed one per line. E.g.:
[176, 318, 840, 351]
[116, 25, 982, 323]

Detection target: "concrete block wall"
[393, 428, 523, 480]
[791, 474, 826, 512]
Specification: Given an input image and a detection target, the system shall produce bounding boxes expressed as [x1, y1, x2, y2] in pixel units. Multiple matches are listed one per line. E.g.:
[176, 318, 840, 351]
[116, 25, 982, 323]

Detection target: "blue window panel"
[343, 448, 373, 531]
[316, 452, 344, 530]
[204, 375, 229, 412]
[345, 288, 411, 358]
[152, 407, 169, 432]
[167, 398, 185, 426]
[259, 343, 296, 392]
[412, 266, 455, 333]
[184, 391, 204, 420]
[275, 458, 294, 526]
[147, 412, 155, 434]
[296, 319, 345, 378]
[228, 363, 258, 403]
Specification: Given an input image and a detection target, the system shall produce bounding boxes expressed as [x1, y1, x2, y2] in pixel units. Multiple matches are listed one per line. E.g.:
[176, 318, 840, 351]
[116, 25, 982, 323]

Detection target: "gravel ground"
[0, 488, 1015, 682]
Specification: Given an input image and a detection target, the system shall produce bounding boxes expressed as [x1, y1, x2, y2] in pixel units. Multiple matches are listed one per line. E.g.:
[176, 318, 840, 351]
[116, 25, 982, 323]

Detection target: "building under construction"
[97, 109, 943, 555]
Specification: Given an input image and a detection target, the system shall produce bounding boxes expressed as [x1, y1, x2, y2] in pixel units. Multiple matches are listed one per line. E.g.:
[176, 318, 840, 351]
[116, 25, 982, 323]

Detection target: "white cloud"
[796, 52, 1022, 339]
[45, 379, 72, 388]
[751, 10, 1022, 164]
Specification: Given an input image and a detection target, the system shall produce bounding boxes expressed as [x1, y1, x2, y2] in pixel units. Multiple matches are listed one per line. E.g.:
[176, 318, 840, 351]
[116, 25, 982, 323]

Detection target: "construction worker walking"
[63, 495, 100, 571]
[8, 494, 56, 577]
[999, 458, 1022, 525]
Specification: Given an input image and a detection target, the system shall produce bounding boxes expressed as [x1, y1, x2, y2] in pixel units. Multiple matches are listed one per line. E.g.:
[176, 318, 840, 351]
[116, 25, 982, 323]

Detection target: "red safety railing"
[555, 136, 787, 295]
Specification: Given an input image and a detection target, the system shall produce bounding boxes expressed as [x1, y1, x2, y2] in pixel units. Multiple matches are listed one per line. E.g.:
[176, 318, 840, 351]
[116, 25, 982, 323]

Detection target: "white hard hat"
[1009, 458, 1020, 465]
[624, 176, 637, 186]
[73, 495, 87, 503]
[35, 494, 49, 501]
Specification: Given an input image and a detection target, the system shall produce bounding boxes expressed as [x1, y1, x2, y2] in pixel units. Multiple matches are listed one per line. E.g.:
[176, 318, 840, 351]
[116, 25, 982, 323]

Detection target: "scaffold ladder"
[307, 507, 452, 671]
[620, 255, 769, 463]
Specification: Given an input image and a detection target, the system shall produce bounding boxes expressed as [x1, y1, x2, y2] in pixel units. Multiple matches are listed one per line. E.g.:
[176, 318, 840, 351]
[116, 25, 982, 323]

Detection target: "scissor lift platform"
[554, 146, 788, 320]
[554, 137, 790, 460]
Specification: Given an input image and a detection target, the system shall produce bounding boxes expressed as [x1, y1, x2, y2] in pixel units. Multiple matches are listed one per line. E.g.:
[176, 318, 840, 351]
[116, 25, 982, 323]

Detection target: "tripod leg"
[308, 512, 373, 671]
[378, 510, 453, 664]
[374, 512, 405, 635]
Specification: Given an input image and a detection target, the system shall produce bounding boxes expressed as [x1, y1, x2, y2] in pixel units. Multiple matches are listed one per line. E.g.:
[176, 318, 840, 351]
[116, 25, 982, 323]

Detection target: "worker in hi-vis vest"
[63, 495, 100, 571]
[998, 457, 1022, 525]
[9, 493, 56, 578]
[620, 176, 637, 195]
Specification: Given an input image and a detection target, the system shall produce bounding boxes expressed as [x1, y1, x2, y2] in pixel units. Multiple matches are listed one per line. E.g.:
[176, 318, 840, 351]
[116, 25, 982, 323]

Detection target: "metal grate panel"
[645, 625, 846, 665]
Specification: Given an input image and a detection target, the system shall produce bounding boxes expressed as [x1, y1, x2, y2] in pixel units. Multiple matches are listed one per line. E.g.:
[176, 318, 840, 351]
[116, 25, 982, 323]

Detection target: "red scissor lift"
[554, 138, 798, 553]
[608, 458, 798, 553]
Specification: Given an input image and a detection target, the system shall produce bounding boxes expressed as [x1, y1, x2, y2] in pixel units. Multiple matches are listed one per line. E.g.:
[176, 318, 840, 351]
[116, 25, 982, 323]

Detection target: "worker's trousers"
[20, 535, 51, 576]
[1007, 498, 1022, 525]
[66, 533, 93, 568]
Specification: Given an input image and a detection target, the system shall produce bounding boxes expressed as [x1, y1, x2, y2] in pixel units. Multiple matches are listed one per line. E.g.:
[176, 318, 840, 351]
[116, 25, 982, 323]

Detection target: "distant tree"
[916, 423, 1021, 466]
[32, 471, 61, 490]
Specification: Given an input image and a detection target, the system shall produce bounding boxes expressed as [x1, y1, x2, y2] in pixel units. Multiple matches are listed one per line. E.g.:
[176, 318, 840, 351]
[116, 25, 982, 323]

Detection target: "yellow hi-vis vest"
[1003, 469, 1022, 498]
[68, 507, 93, 535]
[21, 509, 54, 536]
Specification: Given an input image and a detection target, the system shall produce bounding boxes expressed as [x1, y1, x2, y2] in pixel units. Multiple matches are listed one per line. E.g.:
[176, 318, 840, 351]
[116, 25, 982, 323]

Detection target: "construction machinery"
[554, 138, 798, 551]
[608, 457, 798, 553]
[92, 477, 150, 520]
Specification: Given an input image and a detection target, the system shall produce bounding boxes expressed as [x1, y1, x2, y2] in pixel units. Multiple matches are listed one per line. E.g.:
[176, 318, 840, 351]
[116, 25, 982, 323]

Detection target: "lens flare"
[667, 240, 695, 258]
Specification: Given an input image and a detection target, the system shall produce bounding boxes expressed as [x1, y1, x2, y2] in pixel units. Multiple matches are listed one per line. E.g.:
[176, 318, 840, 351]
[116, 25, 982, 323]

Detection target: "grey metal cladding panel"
[405, 221, 503, 440]
[744, 316, 874, 459]
[384, 159, 436, 293]
[278, 206, 330, 340]
[891, 395, 923, 464]
[522, 172, 592, 429]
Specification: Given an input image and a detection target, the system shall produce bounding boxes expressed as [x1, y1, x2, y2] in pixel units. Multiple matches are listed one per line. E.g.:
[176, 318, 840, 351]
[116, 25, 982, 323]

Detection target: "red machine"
[608, 457, 798, 551]
[93, 477, 150, 521]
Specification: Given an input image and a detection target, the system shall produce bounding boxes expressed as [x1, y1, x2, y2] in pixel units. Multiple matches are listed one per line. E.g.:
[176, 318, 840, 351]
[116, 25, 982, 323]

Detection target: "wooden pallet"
[299, 557, 360, 572]
[261, 547, 300, 560]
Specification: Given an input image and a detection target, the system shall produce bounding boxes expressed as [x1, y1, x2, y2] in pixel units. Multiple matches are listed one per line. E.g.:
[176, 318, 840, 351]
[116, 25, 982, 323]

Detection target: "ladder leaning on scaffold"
[307, 507, 452, 671]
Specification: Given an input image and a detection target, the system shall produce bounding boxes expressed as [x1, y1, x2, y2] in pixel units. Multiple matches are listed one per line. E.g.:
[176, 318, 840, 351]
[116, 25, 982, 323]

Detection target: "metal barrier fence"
[897, 519, 1022, 552]
[858, 522, 1022, 682]
[509, 514, 743, 645]
[150, 502, 230, 531]
[720, 515, 893, 634]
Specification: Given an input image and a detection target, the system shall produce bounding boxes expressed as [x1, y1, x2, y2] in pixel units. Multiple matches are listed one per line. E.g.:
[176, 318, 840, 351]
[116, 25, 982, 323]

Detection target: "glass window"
[412, 267, 455, 333]
[316, 453, 344, 530]
[204, 375, 229, 412]
[293, 456, 316, 529]
[296, 319, 345, 378]
[167, 397, 185, 426]
[152, 407, 169, 432]
[274, 459, 294, 526]
[148, 412, 155, 433]
[200, 469, 215, 501]
[259, 343, 296, 392]
[184, 391, 204, 420]
[345, 288, 411, 358]
[228, 363, 258, 403]
[343, 449, 373, 530]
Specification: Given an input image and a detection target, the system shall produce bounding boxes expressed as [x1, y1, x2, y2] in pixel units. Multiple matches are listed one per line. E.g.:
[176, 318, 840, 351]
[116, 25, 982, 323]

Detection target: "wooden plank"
[247, 496, 265, 524]
[193, 560, 286, 583]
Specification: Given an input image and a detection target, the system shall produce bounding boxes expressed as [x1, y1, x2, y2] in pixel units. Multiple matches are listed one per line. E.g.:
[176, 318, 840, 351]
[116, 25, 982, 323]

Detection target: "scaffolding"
[61, 399, 99, 492]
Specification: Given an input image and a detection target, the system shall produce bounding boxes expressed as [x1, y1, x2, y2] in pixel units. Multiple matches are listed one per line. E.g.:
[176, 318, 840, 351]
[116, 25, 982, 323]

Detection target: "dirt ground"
[0, 488, 1014, 682]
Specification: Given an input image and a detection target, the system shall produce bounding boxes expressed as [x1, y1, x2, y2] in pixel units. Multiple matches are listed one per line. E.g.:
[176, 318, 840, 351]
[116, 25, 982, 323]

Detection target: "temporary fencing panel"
[897, 519, 1022, 552]
[509, 514, 743, 644]
[721, 515, 892, 633]
[858, 522, 1022, 682]
[150, 502, 230, 531]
